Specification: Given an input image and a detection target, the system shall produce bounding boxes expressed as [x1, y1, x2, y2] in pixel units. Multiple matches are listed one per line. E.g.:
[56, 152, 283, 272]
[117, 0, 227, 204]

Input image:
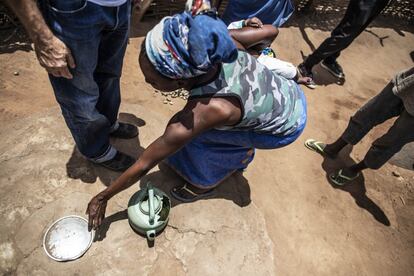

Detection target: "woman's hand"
[86, 193, 108, 231]
[245, 17, 263, 28]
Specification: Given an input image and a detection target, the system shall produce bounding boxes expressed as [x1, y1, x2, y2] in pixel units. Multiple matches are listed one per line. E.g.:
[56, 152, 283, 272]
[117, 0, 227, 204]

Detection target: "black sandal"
[171, 183, 215, 203]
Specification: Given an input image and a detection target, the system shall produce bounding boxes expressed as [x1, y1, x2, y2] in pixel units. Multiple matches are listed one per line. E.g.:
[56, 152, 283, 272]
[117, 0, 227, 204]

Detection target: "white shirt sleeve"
[227, 20, 244, 30]
[257, 54, 297, 80]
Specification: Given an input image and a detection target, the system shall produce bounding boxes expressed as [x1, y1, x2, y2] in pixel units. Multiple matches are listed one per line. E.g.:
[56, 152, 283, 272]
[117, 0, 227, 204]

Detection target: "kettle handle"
[148, 183, 155, 225]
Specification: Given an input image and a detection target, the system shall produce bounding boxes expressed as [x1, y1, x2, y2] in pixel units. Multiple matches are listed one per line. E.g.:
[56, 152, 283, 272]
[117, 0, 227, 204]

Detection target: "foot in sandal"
[171, 183, 216, 203]
[297, 76, 316, 89]
[304, 139, 337, 159]
[298, 63, 316, 89]
[329, 168, 360, 186]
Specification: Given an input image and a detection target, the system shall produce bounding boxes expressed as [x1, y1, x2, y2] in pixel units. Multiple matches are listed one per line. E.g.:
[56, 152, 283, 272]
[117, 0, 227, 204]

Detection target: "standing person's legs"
[321, 0, 389, 78]
[330, 109, 414, 185]
[324, 82, 403, 156]
[94, 2, 137, 138]
[339, 82, 403, 146]
[302, 0, 389, 72]
[42, 1, 134, 170]
[305, 82, 403, 158]
[363, 110, 414, 170]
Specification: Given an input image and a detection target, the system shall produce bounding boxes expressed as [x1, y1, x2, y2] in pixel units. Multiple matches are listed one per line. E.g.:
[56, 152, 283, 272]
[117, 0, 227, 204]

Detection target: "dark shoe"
[98, 151, 136, 172]
[171, 183, 216, 203]
[321, 60, 345, 79]
[110, 122, 138, 139]
[298, 63, 316, 89]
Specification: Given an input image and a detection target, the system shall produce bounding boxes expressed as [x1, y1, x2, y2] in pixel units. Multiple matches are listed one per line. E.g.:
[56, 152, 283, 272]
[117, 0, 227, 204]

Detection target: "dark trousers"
[341, 82, 414, 169]
[305, 0, 389, 69]
[41, 0, 130, 162]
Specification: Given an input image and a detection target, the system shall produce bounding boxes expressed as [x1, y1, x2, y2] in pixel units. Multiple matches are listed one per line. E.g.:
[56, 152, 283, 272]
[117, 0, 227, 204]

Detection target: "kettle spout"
[147, 229, 156, 241]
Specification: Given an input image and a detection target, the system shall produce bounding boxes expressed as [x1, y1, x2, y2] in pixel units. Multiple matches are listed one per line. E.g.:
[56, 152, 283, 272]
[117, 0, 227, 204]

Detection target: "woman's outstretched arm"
[86, 97, 240, 230]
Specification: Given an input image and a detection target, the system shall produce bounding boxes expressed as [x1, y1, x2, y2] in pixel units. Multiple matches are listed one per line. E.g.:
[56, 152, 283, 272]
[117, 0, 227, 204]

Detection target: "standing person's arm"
[4, 0, 75, 78]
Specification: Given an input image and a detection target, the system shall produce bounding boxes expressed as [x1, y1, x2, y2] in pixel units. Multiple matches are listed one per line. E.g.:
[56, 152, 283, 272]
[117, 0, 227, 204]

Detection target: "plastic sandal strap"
[181, 184, 199, 197]
[337, 169, 359, 181]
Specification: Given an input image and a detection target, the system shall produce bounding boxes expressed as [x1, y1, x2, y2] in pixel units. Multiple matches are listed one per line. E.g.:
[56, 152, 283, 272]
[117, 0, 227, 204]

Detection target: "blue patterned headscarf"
[145, 11, 238, 79]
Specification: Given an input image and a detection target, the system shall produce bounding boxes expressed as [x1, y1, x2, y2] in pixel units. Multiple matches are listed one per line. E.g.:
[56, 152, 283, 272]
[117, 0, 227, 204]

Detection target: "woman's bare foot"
[297, 76, 312, 85]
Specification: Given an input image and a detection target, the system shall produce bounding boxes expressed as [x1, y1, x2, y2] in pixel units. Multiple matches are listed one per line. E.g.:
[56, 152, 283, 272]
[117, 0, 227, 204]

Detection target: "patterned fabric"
[185, 0, 212, 15]
[145, 12, 238, 79]
[261, 47, 276, 58]
[190, 50, 306, 136]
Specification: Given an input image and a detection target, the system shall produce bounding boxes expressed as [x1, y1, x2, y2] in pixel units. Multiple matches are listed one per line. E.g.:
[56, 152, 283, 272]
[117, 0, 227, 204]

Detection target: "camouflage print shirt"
[189, 50, 306, 136]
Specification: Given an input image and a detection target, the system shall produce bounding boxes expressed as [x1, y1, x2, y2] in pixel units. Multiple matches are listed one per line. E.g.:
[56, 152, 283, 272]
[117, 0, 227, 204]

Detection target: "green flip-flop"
[304, 139, 337, 158]
[329, 169, 360, 186]
[304, 139, 327, 155]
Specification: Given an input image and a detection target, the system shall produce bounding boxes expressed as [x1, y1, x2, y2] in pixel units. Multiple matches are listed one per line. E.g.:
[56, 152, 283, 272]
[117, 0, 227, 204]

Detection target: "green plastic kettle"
[127, 183, 171, 241]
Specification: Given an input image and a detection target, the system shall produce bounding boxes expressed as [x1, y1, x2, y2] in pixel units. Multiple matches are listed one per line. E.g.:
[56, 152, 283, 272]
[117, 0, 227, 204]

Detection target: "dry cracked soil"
[0, 13, 413, 276]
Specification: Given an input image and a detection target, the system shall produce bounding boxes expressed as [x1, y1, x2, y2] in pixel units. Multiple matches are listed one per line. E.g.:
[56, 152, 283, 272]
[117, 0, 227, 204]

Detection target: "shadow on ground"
[308, 63, 345, 87]
[320, 145, 390, 226]
[389, 142, 414, 171]
[93, 165, 251, 242]
[93, 166, 251, 242]
[66, 113, 146, 186]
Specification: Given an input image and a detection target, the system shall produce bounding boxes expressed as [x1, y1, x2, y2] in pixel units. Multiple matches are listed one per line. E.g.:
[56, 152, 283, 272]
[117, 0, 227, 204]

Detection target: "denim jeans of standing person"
[40, 0, 130, 162]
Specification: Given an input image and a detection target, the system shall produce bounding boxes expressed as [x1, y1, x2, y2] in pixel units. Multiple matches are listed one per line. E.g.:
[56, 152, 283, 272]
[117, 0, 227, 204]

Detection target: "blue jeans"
[41, 0, 130, 162]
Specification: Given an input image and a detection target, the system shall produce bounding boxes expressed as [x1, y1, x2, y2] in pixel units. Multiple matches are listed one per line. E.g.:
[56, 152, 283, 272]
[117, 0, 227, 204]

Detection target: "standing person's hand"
[34, 35, 76, 79]
[244, 17, 263, 28]
[86, 193, 108, 231]
[4, 0, 76, 78]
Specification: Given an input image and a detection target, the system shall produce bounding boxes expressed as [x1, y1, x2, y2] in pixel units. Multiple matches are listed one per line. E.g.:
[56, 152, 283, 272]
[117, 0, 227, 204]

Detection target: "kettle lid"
[139, 195, 162, 215]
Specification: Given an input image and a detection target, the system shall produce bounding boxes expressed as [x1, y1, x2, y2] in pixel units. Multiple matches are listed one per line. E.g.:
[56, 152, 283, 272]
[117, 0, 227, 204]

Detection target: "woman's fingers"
[87, 198, 107, 230]
[87, 198, 100, 231]
[86, 203, 94, 231]
[247, 17, 263, 28]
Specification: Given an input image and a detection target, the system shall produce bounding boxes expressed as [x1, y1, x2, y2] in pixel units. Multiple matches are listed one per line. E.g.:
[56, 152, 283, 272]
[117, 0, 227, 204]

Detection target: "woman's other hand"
[245, 17, 263, 28]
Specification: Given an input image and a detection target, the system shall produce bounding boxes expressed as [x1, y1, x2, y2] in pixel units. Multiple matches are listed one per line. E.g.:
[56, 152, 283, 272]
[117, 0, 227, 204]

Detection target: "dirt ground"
[0, 13, 414, 276]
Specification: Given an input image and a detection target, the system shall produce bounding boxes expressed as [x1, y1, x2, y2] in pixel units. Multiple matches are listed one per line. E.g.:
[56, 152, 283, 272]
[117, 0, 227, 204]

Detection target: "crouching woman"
[86, 11, 307, 230]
